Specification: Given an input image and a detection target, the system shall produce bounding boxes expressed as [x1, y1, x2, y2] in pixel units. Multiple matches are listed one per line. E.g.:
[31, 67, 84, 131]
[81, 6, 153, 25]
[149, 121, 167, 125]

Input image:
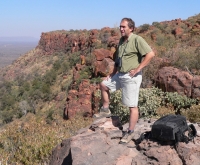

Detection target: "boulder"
[93, 48, 114, 60]
[94, 58, 115, 77]
[154, 66, 200, 99]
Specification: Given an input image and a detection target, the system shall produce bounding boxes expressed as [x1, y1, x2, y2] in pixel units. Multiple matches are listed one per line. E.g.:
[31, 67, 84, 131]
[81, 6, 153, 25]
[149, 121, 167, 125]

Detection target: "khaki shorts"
[102, 72, 142, 107]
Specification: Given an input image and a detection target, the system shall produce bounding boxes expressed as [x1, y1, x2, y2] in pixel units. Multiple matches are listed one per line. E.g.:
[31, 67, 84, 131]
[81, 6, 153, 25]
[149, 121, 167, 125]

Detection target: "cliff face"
[37, 28, 120, 56]
[37, 30, 88, 55]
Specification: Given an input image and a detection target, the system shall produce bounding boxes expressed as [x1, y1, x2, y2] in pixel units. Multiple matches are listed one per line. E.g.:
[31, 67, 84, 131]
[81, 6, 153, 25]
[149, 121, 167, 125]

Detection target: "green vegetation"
[139, 23, 150, 33]
[0, 53, 73, 124]
[0, 113, 93, 165]
[0, 48, 94, 164]
[94, 87, 198, 124]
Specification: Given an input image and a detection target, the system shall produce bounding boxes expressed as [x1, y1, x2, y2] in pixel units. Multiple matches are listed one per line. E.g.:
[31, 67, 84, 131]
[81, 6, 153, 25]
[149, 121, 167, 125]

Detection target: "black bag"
[151, 114, 197, 143]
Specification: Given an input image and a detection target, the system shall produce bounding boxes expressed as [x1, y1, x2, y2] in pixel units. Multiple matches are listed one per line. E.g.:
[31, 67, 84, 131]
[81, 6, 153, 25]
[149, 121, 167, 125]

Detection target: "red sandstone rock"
[93, 48, 114, 60]
[94, 58, 115, 77]
[174, 27, 184, 37]
[154, 66, 200, 98]
[65, 79, 98, 119]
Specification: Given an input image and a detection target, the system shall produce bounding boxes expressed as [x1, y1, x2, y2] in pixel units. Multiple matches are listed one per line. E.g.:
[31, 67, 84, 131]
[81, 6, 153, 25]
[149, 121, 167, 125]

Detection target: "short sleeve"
[135, 36, 152, 56]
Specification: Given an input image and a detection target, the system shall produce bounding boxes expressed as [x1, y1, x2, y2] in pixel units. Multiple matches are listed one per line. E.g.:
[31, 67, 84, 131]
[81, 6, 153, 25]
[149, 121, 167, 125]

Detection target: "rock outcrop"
[65, 78, 99, 119]
[49, 117, 200, 165]
[93, 48, 115, 76]
[154, 66, 200, 99]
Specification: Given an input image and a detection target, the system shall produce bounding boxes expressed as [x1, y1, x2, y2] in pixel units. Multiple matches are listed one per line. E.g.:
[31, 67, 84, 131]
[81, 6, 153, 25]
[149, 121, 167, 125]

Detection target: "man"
[94, 18, 155, 144]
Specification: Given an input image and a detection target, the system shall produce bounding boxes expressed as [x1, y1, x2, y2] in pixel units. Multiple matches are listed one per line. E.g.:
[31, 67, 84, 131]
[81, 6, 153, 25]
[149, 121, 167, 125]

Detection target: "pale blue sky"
[0, 0, 199, 40]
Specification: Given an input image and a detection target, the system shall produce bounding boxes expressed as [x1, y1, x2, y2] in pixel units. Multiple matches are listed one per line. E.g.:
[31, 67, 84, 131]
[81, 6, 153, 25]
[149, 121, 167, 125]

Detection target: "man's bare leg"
[119, 107, 139, 143]
[93, 82, 111, 118]
[100, 82, 110, 108]
[128, 107, 139, 131]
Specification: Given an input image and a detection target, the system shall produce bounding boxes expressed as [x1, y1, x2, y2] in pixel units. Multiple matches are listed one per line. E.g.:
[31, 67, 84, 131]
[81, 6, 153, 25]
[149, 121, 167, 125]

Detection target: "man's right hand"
[103, 74, 112, 81]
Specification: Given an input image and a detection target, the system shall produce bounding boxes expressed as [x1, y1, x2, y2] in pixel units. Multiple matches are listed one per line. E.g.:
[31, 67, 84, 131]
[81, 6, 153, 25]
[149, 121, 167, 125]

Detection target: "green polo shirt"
[116, 33, 152, 73]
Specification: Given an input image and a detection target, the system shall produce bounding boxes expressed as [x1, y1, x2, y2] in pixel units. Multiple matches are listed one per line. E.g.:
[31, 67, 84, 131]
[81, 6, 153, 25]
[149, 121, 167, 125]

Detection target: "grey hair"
[121, 18, 135, 31]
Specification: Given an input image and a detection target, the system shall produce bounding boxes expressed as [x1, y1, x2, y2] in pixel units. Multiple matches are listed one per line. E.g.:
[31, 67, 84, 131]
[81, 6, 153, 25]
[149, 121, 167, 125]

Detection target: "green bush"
[139, 24, 150, 33]
[139, 87, 164, 117]
[95, 87, 198, 123]
[0, 109, 14, 123]
[74, 65, 93, 89]
[68, 52, 80, 67]
[164, 92, 197, 112]
[152, 22, 165, 32]
[155, 33, 166, 46]
[109, 90, 129, 124]
[1, 94, 16, 110]
[139, 88, 197, 116]
[44, 70, 57, 85]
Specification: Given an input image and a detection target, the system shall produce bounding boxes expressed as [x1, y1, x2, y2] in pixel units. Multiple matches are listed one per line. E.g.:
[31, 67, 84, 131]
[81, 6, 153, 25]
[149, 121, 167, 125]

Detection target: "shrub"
[60, 61, 70, 73]
[90, 77, 102, 85]
[109, 90, 129, 124]
[94, 89, 129, 124]
[53, 60, 61, 71]
[1, 94, 16, 110]
[0, 109, 14, 123]
[163, 92, 197, 114]
[68, 52, 81, 67]
[139, 24, 150, 33]
[74, 66, 93, 89]
[100, 32, 110, 44]
[44, 70, 57, 85]
[155, 33, 166, 46]
[95, 87, 198, 123]
[181, 104, 200, 122]
[139, 87, 164, 117]
[156, 105, 175, 117]
[18, 100, 31, 116]
[152, 22, 165, 32]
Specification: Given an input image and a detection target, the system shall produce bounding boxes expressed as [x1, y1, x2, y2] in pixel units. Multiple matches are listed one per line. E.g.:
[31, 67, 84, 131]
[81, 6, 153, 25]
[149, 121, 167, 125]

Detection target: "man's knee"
[100, 81, 109, 91]
[129, 107, 138, 112]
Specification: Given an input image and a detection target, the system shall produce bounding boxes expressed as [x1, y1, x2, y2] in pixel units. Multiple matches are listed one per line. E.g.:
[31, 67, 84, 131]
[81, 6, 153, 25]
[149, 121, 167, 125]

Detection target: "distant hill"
[0, 36, 39, 42]
[0, 41, 38, 68]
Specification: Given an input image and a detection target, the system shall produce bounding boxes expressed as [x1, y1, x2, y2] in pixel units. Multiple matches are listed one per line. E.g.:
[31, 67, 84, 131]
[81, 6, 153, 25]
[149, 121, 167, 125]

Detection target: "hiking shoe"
[119, 130, 134, 144]
[93, 106, 111, 118]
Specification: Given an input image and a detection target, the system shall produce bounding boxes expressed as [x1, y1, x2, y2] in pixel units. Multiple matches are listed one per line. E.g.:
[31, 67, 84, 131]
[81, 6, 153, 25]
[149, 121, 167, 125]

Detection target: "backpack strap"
[174, 124, 197, 150]
[188, 124, 197, 141]
[136, 131, 152, 144]
[175, 124, 197, 144]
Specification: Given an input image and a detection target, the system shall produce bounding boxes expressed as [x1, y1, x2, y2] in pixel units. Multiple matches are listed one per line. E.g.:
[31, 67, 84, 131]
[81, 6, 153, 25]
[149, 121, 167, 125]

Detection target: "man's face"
[120, 20, 133, 38]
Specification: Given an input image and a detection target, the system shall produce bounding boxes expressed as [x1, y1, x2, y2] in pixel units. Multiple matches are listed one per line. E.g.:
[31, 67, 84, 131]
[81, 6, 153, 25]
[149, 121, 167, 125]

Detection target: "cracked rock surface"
[49, 116, 200, 165]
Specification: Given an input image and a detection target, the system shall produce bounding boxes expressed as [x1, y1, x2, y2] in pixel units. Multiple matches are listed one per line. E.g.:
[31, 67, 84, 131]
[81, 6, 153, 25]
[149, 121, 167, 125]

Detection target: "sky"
[0, 0, 200, 41]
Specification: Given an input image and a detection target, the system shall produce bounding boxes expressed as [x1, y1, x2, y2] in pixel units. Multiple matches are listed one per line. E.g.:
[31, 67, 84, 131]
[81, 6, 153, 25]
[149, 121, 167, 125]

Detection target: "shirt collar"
[127, 33, 133, 42]
[121, 33, 133, 43]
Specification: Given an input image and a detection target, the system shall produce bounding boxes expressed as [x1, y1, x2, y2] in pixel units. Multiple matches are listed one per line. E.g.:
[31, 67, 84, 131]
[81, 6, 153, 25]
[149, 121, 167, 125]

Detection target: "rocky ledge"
[49, 117, 200, 165]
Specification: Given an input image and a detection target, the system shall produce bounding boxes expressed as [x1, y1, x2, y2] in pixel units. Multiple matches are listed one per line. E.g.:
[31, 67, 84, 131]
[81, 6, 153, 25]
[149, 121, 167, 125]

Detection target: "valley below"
[0, 41, 38, 68]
